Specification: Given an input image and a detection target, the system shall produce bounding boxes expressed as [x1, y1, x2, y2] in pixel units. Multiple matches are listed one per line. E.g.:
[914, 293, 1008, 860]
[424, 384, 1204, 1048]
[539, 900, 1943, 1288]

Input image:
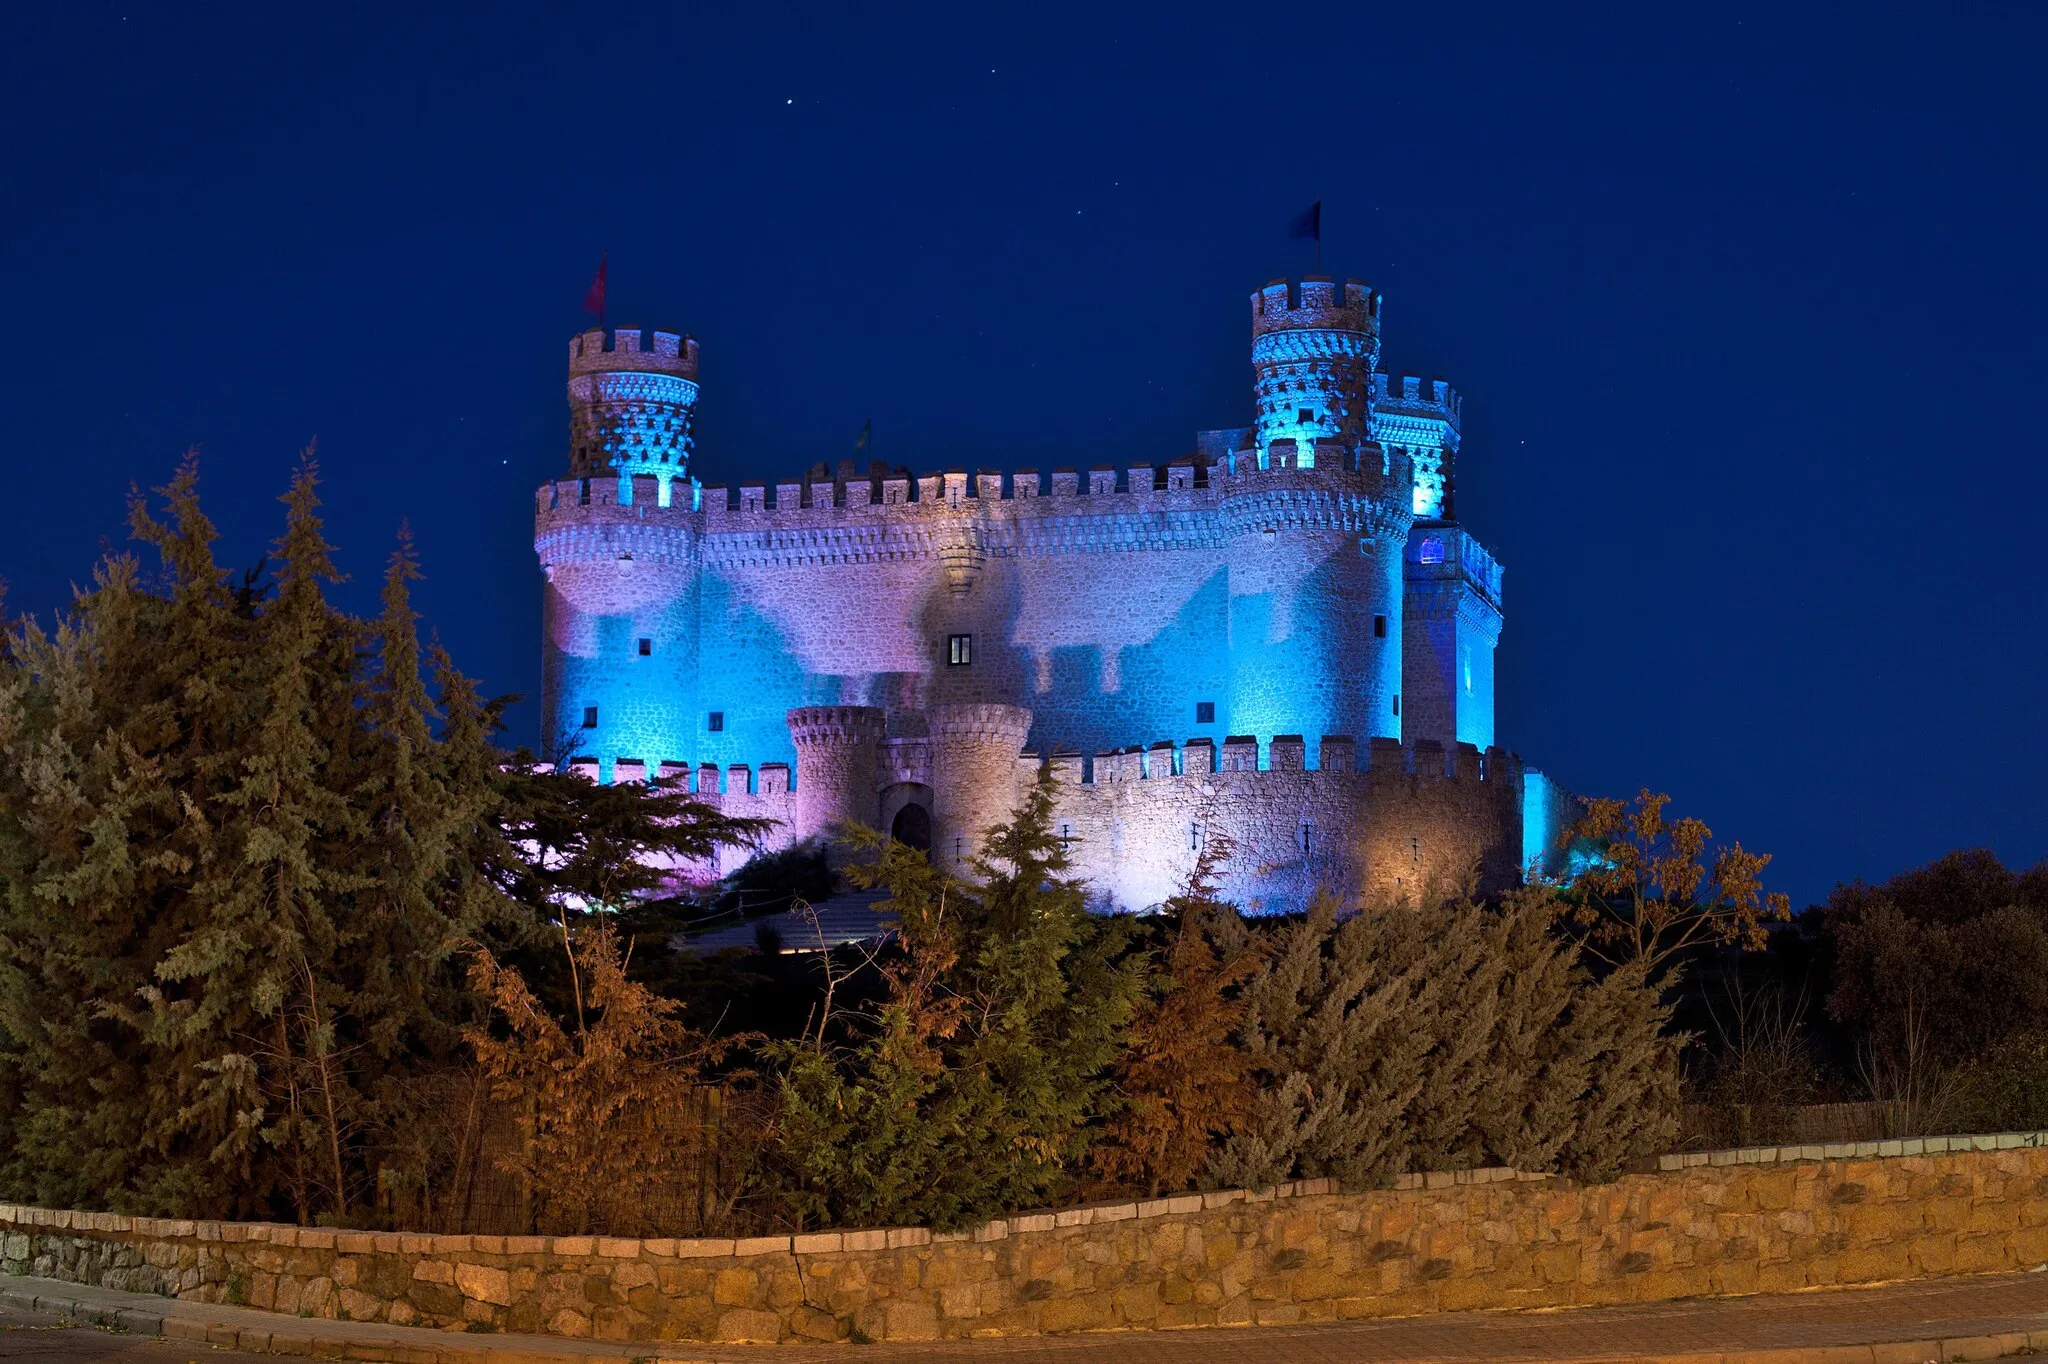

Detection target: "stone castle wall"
[7, 1139, 2048, 1345]
[535, 459, 1419, 785]
[671, 731, 1524, 909]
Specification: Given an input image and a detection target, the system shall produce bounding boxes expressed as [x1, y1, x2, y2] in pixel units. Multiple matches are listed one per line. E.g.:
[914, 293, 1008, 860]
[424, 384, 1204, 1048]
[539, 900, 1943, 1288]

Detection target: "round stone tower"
[535, 327, 704, 776]
[787, 705, 887, 854]
[926, 703, 1034, 874]
[567, 326, 701, 503]
[1249, 277, 1379, 469]
[1224, 279, 1412, 748]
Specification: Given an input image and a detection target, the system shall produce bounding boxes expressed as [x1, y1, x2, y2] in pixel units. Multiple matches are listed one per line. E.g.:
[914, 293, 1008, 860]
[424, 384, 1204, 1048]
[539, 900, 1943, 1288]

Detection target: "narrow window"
[1297, 407, 1314, 424]
[578, 479, 591, 506]
[1059, 822, 1072, 851]
[1393, 694, 1400, 717]
[1373, 614, 1387, 639]
[637, 637, 652, 656]
[1190, 820, 1205, 851]
[581, 706, 598, 729]
[948, 634, 972, 666]
[1195, 700, 1216, 724]
[1300, 821, 1314, 855]
[707, 711, 724, 733]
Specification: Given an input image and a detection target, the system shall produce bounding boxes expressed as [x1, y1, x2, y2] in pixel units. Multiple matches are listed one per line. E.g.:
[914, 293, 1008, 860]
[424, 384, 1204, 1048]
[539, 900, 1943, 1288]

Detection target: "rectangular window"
[1195, 700, 1216, 724]
[1393, 694, 1400, 717]
[1297, 407, 1314, 424]
[707, 711, 724, 733]
[1373, 614, 1387, 639]
[581, 706, 598, 729]
[637, 637, 652, 656]
[1300, 821, 1314, 854]
[948, 634, 972, 666]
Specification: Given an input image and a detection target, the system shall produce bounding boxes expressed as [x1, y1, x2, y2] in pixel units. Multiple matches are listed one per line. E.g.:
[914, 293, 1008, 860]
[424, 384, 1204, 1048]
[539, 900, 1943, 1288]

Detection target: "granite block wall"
[7, 1140, 2048, 1345]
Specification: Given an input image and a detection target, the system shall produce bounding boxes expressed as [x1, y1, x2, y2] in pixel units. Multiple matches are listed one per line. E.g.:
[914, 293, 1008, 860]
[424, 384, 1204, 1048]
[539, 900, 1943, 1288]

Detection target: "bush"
[1212, 886, 1679, 1190]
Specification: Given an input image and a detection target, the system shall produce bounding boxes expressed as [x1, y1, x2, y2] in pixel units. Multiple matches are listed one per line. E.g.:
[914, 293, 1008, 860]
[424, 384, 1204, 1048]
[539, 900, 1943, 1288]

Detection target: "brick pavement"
[7, 1270, 2048, 1363]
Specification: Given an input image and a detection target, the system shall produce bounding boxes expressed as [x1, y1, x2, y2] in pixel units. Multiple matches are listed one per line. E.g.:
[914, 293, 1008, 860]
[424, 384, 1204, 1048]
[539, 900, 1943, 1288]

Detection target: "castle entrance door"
[890, 802, 932, 852]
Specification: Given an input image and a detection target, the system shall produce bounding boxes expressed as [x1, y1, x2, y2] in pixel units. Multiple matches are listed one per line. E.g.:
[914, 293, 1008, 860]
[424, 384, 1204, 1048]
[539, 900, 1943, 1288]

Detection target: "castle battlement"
[1018, 734, 1522, 785]
[1251, 277, 1379, 337]
[568, 326, 700, 380]
[1370, 373, 1463, 429]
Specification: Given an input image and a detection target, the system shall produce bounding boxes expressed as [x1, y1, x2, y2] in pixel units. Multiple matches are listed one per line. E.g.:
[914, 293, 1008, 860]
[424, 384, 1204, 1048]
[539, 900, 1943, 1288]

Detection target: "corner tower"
[536, 328, 705, 776]
[1370, 374, 1461, 520]
[1225, 277, 1412, 747]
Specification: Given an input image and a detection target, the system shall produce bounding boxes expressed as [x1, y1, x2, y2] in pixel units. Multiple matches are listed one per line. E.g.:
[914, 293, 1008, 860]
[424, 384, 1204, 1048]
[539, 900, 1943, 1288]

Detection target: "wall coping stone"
[4, 1136, 2047, 1270]
[1652, 1129, 2048, 1173]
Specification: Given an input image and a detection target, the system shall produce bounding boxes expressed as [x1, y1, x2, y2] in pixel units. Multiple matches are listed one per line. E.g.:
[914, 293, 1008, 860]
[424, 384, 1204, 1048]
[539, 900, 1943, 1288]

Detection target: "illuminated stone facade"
[535, 278, 1572, 910]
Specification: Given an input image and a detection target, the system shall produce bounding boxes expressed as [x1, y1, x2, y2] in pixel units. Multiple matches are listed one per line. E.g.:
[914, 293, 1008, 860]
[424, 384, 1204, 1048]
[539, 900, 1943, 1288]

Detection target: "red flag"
[582, 254, 608, 322]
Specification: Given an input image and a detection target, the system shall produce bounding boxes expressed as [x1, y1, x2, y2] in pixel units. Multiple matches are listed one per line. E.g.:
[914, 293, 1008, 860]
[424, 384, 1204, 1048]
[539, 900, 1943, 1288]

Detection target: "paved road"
[0, 1303, 257, 1364]
[8, 1271, 2048, 1362]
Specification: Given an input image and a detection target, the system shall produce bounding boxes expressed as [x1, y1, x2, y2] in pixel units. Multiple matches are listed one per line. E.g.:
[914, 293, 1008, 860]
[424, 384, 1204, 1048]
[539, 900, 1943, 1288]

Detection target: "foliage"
[756, 768, 1143, 1231]
[1822, 850, 2048, 1070]
[1694, 977, 1824, 1114]
[0, 456, 760, 1225]
[462, 918, 739, 1235]
[1949, 1033, 2048, 1135]
[1212, 886, 1679, 1190]
[1087, 841, 1265, 1198]
[720, 841, 836, 914]
[1563, 789, 1792, 974]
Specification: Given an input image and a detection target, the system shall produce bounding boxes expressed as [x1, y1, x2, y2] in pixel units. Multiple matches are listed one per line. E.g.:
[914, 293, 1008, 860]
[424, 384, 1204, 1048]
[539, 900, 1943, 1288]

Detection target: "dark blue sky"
[3, 3, 2042, 907]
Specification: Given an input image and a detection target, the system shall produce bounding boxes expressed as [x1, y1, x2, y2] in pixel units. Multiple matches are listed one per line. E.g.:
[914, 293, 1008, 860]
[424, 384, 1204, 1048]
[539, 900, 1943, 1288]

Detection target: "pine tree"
[462, 918, 732, 1235]
[1087, 840, 1264, 1197]
[1212, 886, 1679, 1190]
[759, 768, 1143, 1230]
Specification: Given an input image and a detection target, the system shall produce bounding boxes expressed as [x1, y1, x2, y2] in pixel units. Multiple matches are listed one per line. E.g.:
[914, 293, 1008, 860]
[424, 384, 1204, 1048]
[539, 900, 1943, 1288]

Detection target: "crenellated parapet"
[1030, 732, 1521, 785]
[1406, 524, 1504, 613]
[569, 326, 700, 379]
[1370, 374, 1462, 520]
[535, 455, 1445, 574]
[1251, 277, 1379, 338]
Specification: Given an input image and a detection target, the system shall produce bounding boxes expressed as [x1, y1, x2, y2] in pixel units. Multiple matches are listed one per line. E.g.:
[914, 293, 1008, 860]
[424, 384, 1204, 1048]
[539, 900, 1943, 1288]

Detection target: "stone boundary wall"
[6, 1138, 2048, 1346]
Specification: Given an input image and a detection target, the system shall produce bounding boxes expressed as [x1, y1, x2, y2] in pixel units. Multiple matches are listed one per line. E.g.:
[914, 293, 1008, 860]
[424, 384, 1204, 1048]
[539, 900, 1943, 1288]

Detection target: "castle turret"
[1402, 525, 1503, 751]
[1249, 278, 1380, 469]
[567, 327, 701, 505]
[536, 328, 704, 776]
[1370, 374, 1462, 520]
[787, 705, 887, 855]
[1225, 279, 1411, 748]
[926, 703, 1033, 874]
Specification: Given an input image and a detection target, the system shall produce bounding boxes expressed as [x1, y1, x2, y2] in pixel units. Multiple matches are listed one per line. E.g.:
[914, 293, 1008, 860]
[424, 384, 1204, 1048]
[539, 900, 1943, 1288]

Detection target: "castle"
[533, 276, 1572, 912]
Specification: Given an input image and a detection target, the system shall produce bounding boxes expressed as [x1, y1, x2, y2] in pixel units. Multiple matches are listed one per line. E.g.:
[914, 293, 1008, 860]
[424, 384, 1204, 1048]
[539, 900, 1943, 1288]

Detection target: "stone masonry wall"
[7, 1138, 2048, 1346]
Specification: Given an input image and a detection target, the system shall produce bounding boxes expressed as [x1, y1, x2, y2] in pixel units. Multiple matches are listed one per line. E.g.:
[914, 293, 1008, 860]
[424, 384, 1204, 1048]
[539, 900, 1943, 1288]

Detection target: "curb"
[1, 1274, 2044, 1363]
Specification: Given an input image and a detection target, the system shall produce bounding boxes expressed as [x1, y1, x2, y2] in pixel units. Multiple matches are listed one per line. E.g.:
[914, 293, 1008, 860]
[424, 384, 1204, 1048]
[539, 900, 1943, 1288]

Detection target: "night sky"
[3, 3, 2042, 909]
